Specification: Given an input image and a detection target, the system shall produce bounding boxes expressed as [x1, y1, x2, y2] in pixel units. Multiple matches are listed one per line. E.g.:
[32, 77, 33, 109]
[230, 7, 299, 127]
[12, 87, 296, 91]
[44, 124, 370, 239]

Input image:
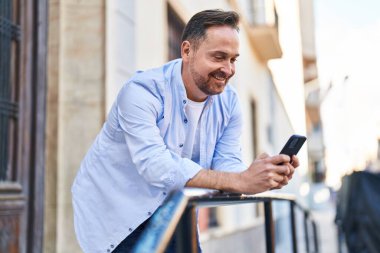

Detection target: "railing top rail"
[185, 189, 311, 216]
[185, 188, 296, 205]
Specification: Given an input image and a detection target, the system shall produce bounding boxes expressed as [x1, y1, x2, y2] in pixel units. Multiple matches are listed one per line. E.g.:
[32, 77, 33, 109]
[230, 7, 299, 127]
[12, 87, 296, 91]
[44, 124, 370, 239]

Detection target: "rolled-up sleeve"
[211, 94, 247, 173]
[117, 82, 202, 191]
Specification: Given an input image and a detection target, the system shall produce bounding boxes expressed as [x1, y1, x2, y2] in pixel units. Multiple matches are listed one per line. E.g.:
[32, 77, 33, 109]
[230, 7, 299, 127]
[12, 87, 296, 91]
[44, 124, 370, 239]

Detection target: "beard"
[189, 61, 232, 96]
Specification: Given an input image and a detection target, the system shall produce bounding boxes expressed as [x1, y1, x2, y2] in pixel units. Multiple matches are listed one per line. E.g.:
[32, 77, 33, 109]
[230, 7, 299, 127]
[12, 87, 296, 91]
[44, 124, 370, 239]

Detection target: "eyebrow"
[211, 51, 240, 57]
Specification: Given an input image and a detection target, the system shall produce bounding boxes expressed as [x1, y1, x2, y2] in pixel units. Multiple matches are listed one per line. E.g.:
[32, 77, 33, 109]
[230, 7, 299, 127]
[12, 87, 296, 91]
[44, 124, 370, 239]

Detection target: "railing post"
[264, 200, 275, 253]
[304, 212, 310, 253]
[290, 201, 298, 253]
[174, 205, 198, 253]
[312, 221, 319, 253]
[337, 223, 344, 253]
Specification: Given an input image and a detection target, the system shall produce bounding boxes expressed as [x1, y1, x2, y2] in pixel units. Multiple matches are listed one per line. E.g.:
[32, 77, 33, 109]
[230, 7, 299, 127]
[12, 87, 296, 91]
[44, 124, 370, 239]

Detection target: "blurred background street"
[312, 201, 338, 253]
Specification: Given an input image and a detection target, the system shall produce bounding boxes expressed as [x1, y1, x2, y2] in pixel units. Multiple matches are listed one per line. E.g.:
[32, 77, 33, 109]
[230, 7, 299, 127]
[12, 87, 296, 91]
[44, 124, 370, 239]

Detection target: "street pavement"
[311, 201, 339, 253]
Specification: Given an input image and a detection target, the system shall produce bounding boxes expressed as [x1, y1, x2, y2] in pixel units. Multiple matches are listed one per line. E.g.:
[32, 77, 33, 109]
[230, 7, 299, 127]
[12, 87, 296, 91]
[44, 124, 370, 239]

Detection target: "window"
[167, 4, 184, 61]
[0, 0, 20, 181]
[245, 0, 278, 27]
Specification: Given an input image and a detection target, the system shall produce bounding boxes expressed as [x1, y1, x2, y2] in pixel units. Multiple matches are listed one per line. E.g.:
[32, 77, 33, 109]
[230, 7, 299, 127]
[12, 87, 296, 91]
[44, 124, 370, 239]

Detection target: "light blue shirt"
[72, 59, 246, 253]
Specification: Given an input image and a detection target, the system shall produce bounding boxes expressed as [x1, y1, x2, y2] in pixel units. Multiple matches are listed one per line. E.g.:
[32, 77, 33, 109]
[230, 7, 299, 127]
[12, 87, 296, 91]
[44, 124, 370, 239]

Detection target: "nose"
[221, 61, 234, 77]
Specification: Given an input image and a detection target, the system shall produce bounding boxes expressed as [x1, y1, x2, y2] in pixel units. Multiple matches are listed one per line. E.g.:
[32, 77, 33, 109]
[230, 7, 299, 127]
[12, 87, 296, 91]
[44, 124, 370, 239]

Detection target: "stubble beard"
[189, 62, 229, 96]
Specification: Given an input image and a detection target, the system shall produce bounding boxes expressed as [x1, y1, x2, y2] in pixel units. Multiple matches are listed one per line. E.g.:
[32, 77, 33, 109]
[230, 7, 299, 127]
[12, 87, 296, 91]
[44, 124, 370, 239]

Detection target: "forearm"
[185, 169, 241, 193]
[185, 154, 298, 194]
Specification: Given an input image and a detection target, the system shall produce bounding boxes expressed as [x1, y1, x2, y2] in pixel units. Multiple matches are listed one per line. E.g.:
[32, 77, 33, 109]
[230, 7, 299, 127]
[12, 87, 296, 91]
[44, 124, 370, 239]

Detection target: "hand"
[271, 155, 299, 189]
[237, 153, 296, 194]
[288, 155, 299, 179]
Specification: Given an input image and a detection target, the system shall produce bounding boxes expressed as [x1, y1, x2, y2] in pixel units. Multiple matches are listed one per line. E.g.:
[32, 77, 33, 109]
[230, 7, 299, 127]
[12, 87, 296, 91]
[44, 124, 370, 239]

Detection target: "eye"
[214, 55, 225, 61]
[230, 58, 237, 63]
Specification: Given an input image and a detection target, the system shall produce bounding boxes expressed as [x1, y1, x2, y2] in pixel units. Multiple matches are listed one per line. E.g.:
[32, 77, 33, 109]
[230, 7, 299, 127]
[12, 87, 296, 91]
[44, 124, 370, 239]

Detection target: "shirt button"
[184, 118, 188, 123]
[110, 244, 114, 248]
[163, 192, 167, 195]
[148, 212, 152, 216]
[107, 249, 110, 253]
[179, 144, 183, 148]
[183, 100, 187, 104]
[129, 228, 133, 232]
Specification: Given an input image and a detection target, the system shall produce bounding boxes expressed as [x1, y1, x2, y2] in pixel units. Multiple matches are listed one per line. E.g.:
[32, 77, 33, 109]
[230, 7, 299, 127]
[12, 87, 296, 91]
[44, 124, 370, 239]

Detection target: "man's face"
[186, 26, 240, 99]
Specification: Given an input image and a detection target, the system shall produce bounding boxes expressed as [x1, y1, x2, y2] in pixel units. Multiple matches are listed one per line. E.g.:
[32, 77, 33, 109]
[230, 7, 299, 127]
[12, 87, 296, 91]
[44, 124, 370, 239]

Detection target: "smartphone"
[279, 134, 307, 158]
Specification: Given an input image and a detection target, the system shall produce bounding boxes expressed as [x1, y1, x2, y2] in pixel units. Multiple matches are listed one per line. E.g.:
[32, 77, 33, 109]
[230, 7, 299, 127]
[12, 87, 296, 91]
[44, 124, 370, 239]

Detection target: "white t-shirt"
[181, 99, 206, 164]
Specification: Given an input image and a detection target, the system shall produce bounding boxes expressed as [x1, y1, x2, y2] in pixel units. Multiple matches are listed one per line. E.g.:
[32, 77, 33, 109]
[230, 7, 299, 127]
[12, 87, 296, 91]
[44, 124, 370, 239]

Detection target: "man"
[72, 9, 299, 253]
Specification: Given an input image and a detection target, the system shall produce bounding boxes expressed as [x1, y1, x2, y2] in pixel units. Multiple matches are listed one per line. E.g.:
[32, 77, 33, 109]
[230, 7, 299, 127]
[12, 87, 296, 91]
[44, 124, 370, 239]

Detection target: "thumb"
[257, 152, 269, 159]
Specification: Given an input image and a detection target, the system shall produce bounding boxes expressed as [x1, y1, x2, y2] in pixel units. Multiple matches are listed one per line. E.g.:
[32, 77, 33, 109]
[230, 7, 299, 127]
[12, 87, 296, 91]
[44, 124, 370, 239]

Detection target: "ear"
[181, 41, 191, 61]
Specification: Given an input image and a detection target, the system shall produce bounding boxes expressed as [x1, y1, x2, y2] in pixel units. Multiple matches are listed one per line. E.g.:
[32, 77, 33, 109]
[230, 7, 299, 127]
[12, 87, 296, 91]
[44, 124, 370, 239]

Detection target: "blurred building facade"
[298, 0, 327, 208]
[0, 0, 322, 252]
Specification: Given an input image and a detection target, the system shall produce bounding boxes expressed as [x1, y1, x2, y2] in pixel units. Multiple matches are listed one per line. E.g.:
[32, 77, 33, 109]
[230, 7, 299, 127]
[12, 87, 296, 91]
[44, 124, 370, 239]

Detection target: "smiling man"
[182, 24, 239, 100]
[72, 9, 299, 253]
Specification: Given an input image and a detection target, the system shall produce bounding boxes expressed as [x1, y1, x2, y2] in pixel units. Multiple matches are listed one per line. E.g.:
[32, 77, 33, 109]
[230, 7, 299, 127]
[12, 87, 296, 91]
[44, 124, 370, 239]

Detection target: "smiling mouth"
[211, 71, 228, 82]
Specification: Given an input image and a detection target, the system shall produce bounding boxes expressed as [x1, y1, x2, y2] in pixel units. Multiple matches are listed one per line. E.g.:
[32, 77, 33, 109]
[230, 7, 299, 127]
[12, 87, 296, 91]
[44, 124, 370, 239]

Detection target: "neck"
[181, 65, 208, 102]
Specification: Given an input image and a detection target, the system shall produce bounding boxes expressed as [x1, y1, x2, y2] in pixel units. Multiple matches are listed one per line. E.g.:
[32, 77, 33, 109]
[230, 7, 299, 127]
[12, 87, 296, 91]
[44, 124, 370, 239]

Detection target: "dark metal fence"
[133, 190, 319, 253]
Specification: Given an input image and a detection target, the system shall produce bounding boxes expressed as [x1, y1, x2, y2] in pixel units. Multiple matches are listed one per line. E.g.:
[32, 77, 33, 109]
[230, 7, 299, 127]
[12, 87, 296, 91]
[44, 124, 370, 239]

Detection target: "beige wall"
[105, 0, 137, 112]
[106, 0, 168, 112]
[266, 0, 309, 198]
[45, 0, 106, 252]
[44, 1, 59, 251]
[299, 0, 317, 59]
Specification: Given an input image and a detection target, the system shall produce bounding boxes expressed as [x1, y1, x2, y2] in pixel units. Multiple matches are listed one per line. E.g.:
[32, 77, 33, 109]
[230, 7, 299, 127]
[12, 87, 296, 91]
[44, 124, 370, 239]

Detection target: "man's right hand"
[236, 153, 295, 194]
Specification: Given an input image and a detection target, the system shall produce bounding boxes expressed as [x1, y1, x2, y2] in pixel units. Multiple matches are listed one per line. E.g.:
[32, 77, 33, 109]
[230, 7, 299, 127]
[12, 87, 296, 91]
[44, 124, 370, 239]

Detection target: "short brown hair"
[181, 9, 240, 50]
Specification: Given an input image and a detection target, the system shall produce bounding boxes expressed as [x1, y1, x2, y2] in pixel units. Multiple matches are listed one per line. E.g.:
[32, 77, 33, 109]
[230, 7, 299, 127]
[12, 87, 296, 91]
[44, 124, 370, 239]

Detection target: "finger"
[269, 154, 291, 165]
[274, 164, 291, 175]
[286, 169, 294, 179]
[269, 179, 281, 190]
[257, 152, 269, 159]
[272, 173, 285, 183]
[272, 176, 289, 190]
[271, 180, 283, 190]
[291, 155, 300, 168]
[281, 176, 289, 185]
[287, 163, 295, 175]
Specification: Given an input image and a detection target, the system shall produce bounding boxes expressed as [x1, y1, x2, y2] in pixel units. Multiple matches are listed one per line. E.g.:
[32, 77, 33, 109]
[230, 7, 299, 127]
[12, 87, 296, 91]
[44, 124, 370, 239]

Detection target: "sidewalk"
[311, 201, 338, 253]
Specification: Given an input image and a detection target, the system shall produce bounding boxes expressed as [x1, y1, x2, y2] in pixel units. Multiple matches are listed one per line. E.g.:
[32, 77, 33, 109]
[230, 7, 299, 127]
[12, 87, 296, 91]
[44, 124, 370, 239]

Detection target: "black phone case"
[279, 134, 307, 156]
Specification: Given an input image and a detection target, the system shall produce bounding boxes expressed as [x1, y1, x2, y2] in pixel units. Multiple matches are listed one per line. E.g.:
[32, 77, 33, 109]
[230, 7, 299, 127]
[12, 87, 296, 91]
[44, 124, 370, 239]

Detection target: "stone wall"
[44, 0, 105, 252]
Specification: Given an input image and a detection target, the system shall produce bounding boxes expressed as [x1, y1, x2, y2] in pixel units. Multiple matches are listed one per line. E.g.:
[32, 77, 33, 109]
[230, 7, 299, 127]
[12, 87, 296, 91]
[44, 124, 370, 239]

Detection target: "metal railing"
[133, 189, 319, 253]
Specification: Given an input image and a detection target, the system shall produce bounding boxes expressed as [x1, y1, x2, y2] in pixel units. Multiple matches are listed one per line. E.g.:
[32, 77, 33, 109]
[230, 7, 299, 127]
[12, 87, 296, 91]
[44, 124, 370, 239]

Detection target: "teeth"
[213, 73, 226, 81]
